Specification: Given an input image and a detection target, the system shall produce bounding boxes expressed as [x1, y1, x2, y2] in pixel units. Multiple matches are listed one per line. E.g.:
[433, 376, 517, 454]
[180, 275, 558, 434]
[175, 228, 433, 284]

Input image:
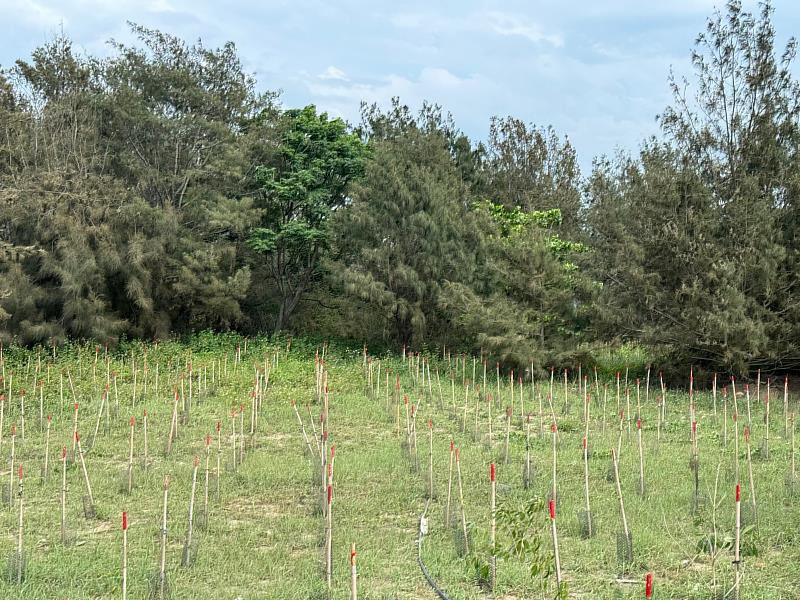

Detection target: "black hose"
[417, 501, 452, 600]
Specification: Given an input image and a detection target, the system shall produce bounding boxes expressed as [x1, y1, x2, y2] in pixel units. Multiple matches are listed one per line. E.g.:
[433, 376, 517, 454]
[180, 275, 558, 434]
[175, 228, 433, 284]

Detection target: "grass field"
[0, 335, 796, 599]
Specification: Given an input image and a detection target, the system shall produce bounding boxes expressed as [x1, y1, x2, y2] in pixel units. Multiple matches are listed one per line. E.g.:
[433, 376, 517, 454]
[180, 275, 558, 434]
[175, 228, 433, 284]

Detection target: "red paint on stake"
[490, 463, 495, 482]
[549, 499, 555, 520]
[122, 511, 128, 530]
[736, 483, 741, 502]
[645, 573, 653, 597]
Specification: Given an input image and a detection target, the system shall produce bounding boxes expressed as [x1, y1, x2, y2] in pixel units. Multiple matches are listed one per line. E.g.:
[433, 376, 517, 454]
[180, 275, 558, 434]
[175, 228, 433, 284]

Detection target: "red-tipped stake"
[611, 448, 632, 567]
[734, 482, 741, 598]
[60, 446, 67, 544]
[428, 419, 434, 499]
[71, 403, 79, 454]
[490, 463, 497, 590]
[455, 448, 469, 555]
[350, 543, 358, 600]
[503, 406, 512, 464]
[637, 418, 645, 497]
[551, 421, 558, 508]
[76, 432, 96, 518]
[7, 423, 16, 507]
[215, 419, 221, 501]
[200, 434, 211, 530]
[582, 435, 593, 538]
[42, 415, 52, 482]
[445, 440, 454, 527]
[292, 400, 314, 457]
[126, 417, 135, 494]
[182, 456, 199, 567]
[743, 426, 757, 525]
[326, 483, 333, 590]
[122, 511, 129, 600]
[550, 498, 562, 591]
[14, 463, 24, 585]
[156, 475, 170, 600]
[645, 572, 653, 598]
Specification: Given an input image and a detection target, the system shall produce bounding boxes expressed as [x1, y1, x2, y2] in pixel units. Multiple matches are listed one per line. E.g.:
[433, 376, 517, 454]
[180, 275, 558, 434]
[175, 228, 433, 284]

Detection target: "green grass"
[0, 338, 796, 598]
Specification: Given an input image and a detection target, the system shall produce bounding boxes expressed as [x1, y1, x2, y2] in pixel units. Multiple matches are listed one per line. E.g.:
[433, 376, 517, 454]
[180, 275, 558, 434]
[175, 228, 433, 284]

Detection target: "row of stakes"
[0, 342, 283, 598]
[361, 350, 790, 598]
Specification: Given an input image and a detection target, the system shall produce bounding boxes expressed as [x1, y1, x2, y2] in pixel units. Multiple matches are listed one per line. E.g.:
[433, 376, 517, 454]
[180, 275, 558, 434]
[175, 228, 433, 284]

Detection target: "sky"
[2, 0, 800, 172]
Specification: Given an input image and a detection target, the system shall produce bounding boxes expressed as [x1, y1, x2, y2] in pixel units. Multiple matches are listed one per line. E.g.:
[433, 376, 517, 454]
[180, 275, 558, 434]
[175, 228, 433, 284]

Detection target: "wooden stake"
[60, 446, 67, 544]
[182, 456, 199, 567]
[76, 433, 95, 517]
[455, 448, 469, 554]
[127, 417, 135, 494]
[42, 415, 51, 482]
[490, 462, 497, 590]
[325, 483, 333, 591]
[15, 464, 23, 585]
[637, 418, 645, 497]
[734, 483, 741, 599]
[122, 511, 128, 600]
[445, 440, 454, 527]
[550, 498, 562, 590]
[158, 475, 169, 599]
[350, 543, 357, 600]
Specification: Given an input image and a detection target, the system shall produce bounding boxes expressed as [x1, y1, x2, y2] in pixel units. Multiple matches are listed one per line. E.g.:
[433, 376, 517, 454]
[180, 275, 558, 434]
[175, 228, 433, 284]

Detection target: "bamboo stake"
[455, 447, 469, 554]
[158, 475, 169, 599]
[76, 433, 95, 517]
[637, 417, 645, 497]
[143, 409, 149, 473]
[490, 462, 496, 591]
[42, 415, 51, 482]
[428, 418, 434, 499]
[611, 448, 631, 565]
[122, 511, 128, 600]
[15, 463, 23, 585]
[733, 483, 741, 599]
[350, 543, 358, 600]
[445, 440, 454, 527]
[127, 417, 135, 494]
[326, 483, 333, 591]
[8, 424, 16, 507]
[744, 426, 757, 526]
[582, 434, 592, 537]
[60, 446, 67, 544]
[503, 406, 512, 464]
[182, 456, 199, 567]
[550, 498, 562, 590]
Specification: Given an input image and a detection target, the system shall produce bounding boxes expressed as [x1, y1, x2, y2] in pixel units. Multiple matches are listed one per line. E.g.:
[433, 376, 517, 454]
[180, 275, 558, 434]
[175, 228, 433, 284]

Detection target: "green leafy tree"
[247, 105, 367, 332]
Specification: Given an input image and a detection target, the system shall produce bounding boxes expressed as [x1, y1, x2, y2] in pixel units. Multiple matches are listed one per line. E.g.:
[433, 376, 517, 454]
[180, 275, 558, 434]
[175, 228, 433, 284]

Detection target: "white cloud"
[390, 9, 563, 47]
[486, 11, 563, 47]
[318, 65, 348, 81]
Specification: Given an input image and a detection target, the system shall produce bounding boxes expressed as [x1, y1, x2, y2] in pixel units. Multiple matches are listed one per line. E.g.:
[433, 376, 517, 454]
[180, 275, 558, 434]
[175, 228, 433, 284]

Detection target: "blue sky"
[2, 0, 800, 171]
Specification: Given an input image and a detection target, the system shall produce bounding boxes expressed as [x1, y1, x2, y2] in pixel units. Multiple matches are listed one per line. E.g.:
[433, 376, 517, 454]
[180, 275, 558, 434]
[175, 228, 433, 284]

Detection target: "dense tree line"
[2, 2, 799, 375]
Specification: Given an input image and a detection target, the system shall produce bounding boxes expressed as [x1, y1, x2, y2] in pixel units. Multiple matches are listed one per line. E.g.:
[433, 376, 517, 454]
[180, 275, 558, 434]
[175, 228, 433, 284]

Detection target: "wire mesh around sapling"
[82, 494, 96, 519]
[181, 537, 197, 567]
[758, 437, 770, 461]
[522, 461, 537, 490]
[785, 472, 798, 500]
[577, 509, 595, 539]
[740, 499, 757, 528]
[6, 551, 25, 585]
[148, 570, 170, 600]
[119, 465, 135, 495]
[615, 530, 633, 571]
[451, 514, 473, 558]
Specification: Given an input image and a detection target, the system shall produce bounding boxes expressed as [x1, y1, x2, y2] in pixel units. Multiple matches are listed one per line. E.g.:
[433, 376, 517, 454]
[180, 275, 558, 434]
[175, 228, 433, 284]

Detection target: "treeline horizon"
[2, 1, 800, 377]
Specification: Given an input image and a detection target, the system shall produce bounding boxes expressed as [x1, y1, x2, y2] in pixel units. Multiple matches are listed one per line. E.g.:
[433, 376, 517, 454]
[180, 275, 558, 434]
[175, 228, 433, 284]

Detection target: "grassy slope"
[0, 339, 796, 599]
